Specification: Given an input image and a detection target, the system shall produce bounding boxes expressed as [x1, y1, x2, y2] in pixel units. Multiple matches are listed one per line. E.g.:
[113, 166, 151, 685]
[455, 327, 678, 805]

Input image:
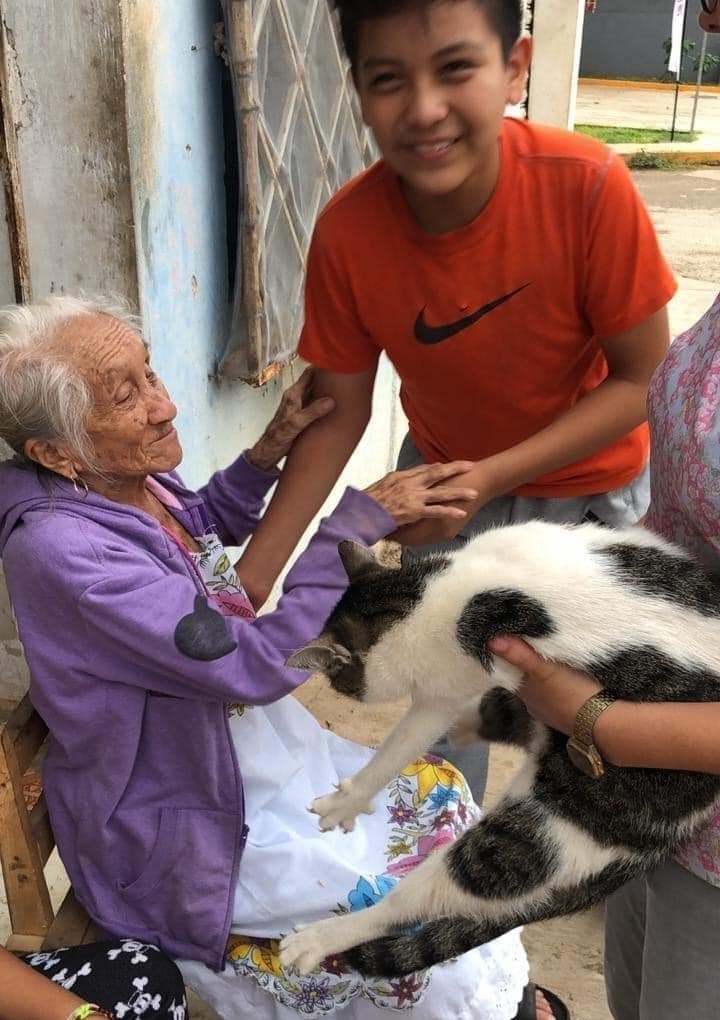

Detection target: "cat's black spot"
[478, 687, 534, 747]
[456, 589, 555, 669]
[448, 799, 558, 898]
[533, 726, 720, 852]
[601, 543, 720, 617]
[594, 646, 720, 703]
[174, 595, 238, 661]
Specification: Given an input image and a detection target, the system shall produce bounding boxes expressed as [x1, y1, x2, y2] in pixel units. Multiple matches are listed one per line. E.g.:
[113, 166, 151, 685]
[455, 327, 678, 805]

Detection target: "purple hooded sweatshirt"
[0, 453, 394, 970]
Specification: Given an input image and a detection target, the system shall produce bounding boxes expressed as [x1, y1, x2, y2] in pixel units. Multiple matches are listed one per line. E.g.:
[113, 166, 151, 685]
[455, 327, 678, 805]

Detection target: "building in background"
[581, 0, 720, 83]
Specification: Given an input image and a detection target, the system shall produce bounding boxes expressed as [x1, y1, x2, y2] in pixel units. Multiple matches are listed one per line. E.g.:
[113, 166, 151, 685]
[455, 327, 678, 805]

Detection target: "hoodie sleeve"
[73, 488, 394, 705]
[196, 453, 280, 546]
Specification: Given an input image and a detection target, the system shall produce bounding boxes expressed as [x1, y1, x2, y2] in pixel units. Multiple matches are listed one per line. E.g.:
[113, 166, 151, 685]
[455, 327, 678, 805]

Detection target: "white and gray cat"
[280, 520, 720, 977]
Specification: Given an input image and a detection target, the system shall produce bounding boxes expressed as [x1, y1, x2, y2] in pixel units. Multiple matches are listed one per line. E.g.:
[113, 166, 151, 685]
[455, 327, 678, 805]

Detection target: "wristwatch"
[566, 691, 616, 778]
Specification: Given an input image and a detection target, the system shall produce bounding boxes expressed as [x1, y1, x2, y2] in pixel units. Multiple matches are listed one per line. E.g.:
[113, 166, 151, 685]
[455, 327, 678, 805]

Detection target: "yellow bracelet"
[65, 1006, 113, 1020]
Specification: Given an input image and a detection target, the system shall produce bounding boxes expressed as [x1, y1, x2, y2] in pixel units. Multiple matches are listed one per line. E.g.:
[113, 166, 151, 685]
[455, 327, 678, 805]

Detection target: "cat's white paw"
[310, 778, 374, 832]
[279, 920, 341, 975]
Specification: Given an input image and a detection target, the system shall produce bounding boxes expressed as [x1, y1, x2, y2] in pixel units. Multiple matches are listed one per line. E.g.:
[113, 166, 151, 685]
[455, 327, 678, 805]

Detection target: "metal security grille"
[220, 0, 374, 384]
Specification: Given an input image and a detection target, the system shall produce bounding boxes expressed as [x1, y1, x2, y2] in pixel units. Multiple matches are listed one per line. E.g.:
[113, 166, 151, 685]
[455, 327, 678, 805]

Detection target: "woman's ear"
[23, 437, 81, 479]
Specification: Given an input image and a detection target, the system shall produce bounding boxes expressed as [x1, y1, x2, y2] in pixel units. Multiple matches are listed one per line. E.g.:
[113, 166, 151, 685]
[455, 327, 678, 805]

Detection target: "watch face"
[567, 739, 605, 778]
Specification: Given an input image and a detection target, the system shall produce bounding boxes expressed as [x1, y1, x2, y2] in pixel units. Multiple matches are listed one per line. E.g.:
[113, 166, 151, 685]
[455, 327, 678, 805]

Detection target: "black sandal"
[514, 982, 571, 1020]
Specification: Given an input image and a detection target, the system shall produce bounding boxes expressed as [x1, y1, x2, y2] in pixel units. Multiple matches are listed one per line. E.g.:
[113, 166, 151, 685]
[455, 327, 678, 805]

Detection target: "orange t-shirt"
[298, 119, 677, 498]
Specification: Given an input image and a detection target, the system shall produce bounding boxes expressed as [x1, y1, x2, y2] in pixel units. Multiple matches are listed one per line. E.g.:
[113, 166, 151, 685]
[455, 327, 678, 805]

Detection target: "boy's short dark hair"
[331, 0, 524, 70]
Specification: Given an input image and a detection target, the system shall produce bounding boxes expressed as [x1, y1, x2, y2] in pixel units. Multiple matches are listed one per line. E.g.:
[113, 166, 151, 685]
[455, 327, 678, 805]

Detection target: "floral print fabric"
[645, 292, 720, 886]
[179, 534, 528, 1018]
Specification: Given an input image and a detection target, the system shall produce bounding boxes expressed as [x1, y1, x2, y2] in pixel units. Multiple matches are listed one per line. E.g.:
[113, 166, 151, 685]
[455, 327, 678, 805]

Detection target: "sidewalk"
[576, 80, 720, 161]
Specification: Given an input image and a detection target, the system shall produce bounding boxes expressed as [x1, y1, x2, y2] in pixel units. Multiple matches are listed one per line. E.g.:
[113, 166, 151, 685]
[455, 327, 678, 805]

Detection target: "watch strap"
[571, 690, 616, 748]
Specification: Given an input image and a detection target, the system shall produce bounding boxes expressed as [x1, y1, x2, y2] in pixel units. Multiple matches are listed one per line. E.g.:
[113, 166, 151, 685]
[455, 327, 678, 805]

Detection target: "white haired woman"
[0, 297, 530, 1020]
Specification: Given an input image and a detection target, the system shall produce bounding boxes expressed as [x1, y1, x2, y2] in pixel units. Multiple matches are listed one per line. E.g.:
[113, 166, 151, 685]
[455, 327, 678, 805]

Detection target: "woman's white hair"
[0, 294, 144, 467]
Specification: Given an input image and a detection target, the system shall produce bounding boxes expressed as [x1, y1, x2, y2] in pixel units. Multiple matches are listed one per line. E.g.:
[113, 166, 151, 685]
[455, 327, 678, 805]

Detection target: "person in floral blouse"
[489, 17, 720, 1020]
[490, 9, 720, 1008]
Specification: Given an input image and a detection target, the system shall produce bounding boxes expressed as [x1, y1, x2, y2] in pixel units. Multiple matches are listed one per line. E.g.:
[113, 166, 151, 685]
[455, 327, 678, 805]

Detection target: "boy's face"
[354, 1, 530, 215]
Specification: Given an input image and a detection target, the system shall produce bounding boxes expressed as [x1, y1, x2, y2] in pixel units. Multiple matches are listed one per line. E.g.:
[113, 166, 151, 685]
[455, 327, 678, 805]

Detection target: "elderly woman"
[0, 297, 530, 1020]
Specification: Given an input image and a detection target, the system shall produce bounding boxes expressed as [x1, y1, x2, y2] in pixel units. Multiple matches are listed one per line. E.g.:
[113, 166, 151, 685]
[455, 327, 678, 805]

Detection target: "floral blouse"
[645, 292, 720, 885]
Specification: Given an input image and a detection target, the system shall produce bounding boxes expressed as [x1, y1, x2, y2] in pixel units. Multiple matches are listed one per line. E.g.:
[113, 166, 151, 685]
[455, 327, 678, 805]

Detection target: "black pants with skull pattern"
[20, 938, 188, 1019]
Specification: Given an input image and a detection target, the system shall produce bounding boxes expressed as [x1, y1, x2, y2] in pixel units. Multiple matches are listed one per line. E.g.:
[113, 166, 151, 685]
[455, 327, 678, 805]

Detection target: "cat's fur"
[279, 520, 720, 978]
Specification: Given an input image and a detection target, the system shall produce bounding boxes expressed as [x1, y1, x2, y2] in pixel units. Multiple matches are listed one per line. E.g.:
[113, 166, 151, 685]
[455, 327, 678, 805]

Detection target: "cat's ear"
[286, 639, 351, 672]
[338, 540, 383, 581]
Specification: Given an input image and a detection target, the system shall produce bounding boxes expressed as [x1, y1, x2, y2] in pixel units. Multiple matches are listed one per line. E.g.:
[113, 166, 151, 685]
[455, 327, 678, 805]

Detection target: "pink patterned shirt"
[645, 292, 720, 885]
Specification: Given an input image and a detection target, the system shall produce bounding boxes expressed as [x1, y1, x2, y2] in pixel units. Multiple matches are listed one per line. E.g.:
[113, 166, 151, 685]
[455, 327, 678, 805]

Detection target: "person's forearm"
[395, 376, 649, 546]
[473, 375, 649, 500]
[594, 701, 720, 773]
[237, 416, 366, 606]
[0, 946, 101, 1020]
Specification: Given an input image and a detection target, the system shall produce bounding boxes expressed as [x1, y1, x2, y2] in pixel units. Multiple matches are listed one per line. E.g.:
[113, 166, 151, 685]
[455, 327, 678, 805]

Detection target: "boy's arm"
[397, 305, 670, 545]
[237, 366, 377, 607]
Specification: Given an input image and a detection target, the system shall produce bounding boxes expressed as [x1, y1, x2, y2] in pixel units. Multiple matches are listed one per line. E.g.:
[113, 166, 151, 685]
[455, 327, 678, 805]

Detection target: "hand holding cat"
[364, 462, 479, 526]
[247, 368, 336, 471]
[489, 637, 602, 736]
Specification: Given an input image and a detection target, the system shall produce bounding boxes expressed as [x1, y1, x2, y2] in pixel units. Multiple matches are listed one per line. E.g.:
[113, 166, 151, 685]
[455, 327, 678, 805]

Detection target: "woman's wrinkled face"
[67, 314, 183, 480]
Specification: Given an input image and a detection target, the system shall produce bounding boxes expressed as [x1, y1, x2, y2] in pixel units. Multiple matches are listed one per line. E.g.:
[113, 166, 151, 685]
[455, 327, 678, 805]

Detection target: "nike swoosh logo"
[414, 282, 531, 344]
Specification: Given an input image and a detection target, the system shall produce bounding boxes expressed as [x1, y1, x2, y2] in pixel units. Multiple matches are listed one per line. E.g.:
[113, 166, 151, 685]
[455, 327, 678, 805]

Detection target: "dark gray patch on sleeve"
[601, 543, 720, 617]
[456, 589, 555, 669]
[174, 595, 238, 661]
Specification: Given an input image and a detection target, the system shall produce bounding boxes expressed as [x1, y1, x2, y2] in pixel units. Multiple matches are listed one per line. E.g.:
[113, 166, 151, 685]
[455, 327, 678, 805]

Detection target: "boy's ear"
[505, 34, 532, 106]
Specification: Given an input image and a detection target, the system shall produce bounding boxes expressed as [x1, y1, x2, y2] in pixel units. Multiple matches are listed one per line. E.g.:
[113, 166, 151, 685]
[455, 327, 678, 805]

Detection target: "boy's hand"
[364, 462, 479, 526]
[247, 368, 336, 471]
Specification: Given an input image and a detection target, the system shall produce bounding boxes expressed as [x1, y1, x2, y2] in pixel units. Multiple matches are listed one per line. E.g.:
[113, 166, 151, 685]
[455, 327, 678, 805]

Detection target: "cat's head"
[286, 540, 449, 700]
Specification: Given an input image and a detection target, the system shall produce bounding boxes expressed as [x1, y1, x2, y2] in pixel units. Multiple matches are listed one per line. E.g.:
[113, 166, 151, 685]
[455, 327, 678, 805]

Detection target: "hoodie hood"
[0, 457, 203, 554]
[0, 458, 63, 551]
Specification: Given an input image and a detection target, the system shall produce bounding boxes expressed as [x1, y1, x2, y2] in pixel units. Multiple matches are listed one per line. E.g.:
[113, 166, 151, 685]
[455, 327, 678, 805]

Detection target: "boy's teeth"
[416, 141, 452, 154]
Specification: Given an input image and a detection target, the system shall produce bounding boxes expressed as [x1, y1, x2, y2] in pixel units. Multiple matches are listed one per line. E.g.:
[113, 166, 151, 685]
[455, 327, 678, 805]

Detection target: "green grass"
[575, 124, 699, 144]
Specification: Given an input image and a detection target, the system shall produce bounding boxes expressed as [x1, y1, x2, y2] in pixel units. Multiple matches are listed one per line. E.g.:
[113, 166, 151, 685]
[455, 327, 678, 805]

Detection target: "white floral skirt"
[180, 696, 528, 1019]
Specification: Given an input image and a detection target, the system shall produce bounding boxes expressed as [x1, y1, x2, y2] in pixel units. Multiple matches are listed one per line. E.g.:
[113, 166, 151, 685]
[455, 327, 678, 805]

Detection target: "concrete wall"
[580, 0, 720, 84]
[528, 0, 585, 129]
[0, 0, 404, 704]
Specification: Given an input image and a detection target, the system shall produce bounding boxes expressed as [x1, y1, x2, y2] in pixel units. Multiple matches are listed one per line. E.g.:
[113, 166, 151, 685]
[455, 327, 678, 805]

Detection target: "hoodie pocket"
[116, 807, 180, 900]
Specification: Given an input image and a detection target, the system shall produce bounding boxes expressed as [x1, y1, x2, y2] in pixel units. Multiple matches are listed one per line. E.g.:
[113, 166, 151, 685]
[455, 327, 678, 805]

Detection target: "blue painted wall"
[121, 0, 296, 489]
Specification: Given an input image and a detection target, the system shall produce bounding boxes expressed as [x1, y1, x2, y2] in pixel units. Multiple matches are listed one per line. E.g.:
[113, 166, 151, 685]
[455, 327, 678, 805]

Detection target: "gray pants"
[605, 860, 720, 1020]
[396, 433, 650, 802]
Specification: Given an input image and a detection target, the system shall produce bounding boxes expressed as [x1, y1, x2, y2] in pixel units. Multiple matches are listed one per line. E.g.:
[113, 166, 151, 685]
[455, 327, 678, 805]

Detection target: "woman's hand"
[489, 636, 602, 735]
[364, 462, 479, 527]
[247, 368, 335, 471]
[389, 458, 499, 546]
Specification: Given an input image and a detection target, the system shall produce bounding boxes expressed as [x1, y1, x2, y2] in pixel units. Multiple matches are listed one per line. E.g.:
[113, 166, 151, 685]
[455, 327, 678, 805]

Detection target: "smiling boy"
[238, 0, 675, 799]
[242, 0, 675, 593]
